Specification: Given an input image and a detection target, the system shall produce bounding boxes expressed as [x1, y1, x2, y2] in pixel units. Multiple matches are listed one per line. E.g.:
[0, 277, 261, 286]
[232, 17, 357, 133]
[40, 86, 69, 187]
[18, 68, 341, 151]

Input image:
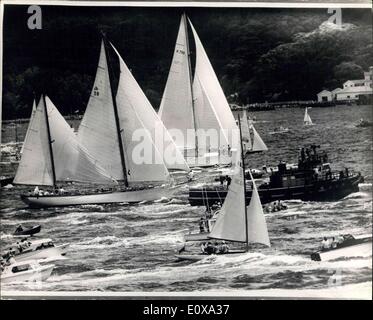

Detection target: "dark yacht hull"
[189, 174, 364, 206]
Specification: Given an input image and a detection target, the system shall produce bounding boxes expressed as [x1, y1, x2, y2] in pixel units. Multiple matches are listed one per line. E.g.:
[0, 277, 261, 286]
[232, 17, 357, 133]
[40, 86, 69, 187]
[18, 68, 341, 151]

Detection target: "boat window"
[12, 264, 30, 273]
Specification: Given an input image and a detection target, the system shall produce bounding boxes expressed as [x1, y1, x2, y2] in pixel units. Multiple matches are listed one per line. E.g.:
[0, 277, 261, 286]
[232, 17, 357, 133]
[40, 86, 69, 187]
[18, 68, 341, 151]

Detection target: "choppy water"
[1, 105, 372, 297]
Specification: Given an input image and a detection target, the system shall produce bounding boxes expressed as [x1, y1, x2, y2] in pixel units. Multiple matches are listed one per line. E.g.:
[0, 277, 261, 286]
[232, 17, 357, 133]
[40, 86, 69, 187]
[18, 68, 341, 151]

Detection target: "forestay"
[77, 41, 124, 180]
[158, 16, 194, 149]
[20, 99, 37, 155]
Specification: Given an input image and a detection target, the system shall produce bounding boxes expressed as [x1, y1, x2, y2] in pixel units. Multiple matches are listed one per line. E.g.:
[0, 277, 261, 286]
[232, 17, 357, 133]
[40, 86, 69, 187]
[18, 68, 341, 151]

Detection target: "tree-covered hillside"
[2, 6, 372, 119]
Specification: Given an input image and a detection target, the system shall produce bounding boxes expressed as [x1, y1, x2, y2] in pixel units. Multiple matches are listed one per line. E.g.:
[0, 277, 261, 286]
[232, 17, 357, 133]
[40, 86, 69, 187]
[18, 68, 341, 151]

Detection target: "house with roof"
[317, 67, 373, 103]
[317, 90, 332, 102]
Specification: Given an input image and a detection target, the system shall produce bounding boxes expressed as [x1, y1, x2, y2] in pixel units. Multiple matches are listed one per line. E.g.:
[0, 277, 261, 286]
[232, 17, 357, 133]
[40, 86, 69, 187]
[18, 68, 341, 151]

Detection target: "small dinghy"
[2, 238, 69, 262]
[14, 225, 41, 236]
[1, 259, 54, 284]
[311, 234, 372, 261]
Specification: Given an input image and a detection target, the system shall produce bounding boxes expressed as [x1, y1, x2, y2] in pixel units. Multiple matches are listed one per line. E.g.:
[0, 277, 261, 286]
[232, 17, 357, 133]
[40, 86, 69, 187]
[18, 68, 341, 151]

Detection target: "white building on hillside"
[317, 66, 373, 103]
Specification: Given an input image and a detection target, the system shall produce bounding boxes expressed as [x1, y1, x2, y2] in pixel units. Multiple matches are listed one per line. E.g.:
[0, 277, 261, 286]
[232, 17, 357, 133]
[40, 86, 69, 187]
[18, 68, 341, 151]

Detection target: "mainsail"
[304, 107, 313, 125]
[111, 43, 189, 173]
[109, 45, 170, 183]
[77, 41, 124, 180]
[209, 148, 271, 247]
[158, 15, 195, 149]
[20, 99, 37, 155]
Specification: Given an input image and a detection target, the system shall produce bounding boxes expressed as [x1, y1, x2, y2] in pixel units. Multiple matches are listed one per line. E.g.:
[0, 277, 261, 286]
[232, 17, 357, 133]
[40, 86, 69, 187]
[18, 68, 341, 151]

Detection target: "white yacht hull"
[21, 186, 173, 208]
[1, 264, 54, 284]
[312, 241, 372, 262]
[13, 244, 69, 262]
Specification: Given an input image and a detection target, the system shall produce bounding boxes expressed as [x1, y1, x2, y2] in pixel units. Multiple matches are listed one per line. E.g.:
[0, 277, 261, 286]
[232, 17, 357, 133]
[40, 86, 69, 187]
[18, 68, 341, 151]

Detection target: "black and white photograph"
[0, 1, 372, 301]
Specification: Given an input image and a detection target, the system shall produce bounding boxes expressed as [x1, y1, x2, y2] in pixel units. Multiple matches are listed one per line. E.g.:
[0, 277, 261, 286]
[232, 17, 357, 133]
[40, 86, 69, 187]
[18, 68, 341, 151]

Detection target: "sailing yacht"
[304, 107, 313, 125]
[241, 109, 268, 154]
[175, 116, 271, 261]
[16, 39, 180, 208]
[159, 14, 239, 168]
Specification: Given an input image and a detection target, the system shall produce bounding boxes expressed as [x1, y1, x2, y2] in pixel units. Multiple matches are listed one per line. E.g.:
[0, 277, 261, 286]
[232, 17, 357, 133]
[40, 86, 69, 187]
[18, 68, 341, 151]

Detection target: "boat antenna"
[238, 115, 249, 252]
[101, 30, 129, 187]
[183, 12, 199, 157]
[42, 95, 57, 189]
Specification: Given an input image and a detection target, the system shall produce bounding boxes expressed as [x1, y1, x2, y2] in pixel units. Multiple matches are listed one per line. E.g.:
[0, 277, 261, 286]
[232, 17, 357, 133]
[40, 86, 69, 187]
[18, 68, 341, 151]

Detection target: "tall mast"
[183, 13, 199, 157]
[42, 95, 57, 189]
[101, 33, 128, 187]
[238, 115, 249, 252]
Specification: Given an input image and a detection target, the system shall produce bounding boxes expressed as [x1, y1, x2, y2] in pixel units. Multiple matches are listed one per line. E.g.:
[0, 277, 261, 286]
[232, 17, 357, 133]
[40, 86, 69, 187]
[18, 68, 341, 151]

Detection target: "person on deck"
[33, 186, 40, 195]
[331, 237, 338, 248]
[199, 218, 206, 233]
[15, 225, 23, 233]
[200, 242, 207, 254]
[219, 175, 225, 186]
[301, 148, 305, 162]
[321, 237, 330, 250]
[205, 242, 215, 255]
[226, 176, 232, 189]
[219, 241, 229, 254]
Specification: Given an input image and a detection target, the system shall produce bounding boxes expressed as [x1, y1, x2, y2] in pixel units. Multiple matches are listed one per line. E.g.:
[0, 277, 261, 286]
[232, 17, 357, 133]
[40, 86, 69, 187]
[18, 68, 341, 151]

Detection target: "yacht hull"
[21, 186, 173, 208]
[175, 250, 246, 261]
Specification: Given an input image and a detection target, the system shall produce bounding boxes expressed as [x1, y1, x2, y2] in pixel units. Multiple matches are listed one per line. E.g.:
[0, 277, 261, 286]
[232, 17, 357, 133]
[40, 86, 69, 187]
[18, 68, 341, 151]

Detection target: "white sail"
[189, 18, 239, 150]
[209, 149, 270, 247]
[241, 109, 251, 152]
[158, 16, 195, 150]
[20, 99, 37, 155]
[304, 107, 313, 125]
[251, 125, 268, 152]
[77, 41, 124, 180]
[111, 45, 171, 183]
[45, 96, 116, 185]
[111, 43, 189, 173]
[14, 98, 54, 186]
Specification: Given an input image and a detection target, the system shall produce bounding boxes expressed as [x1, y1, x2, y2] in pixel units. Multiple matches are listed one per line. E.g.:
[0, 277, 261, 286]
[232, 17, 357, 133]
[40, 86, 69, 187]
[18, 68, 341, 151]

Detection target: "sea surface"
[1, 105, 372, 298]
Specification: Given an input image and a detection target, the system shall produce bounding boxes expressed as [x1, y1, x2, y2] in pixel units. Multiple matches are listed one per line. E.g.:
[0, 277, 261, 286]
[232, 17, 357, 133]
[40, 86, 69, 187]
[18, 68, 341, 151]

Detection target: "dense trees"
[2, 6, 372, 119]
